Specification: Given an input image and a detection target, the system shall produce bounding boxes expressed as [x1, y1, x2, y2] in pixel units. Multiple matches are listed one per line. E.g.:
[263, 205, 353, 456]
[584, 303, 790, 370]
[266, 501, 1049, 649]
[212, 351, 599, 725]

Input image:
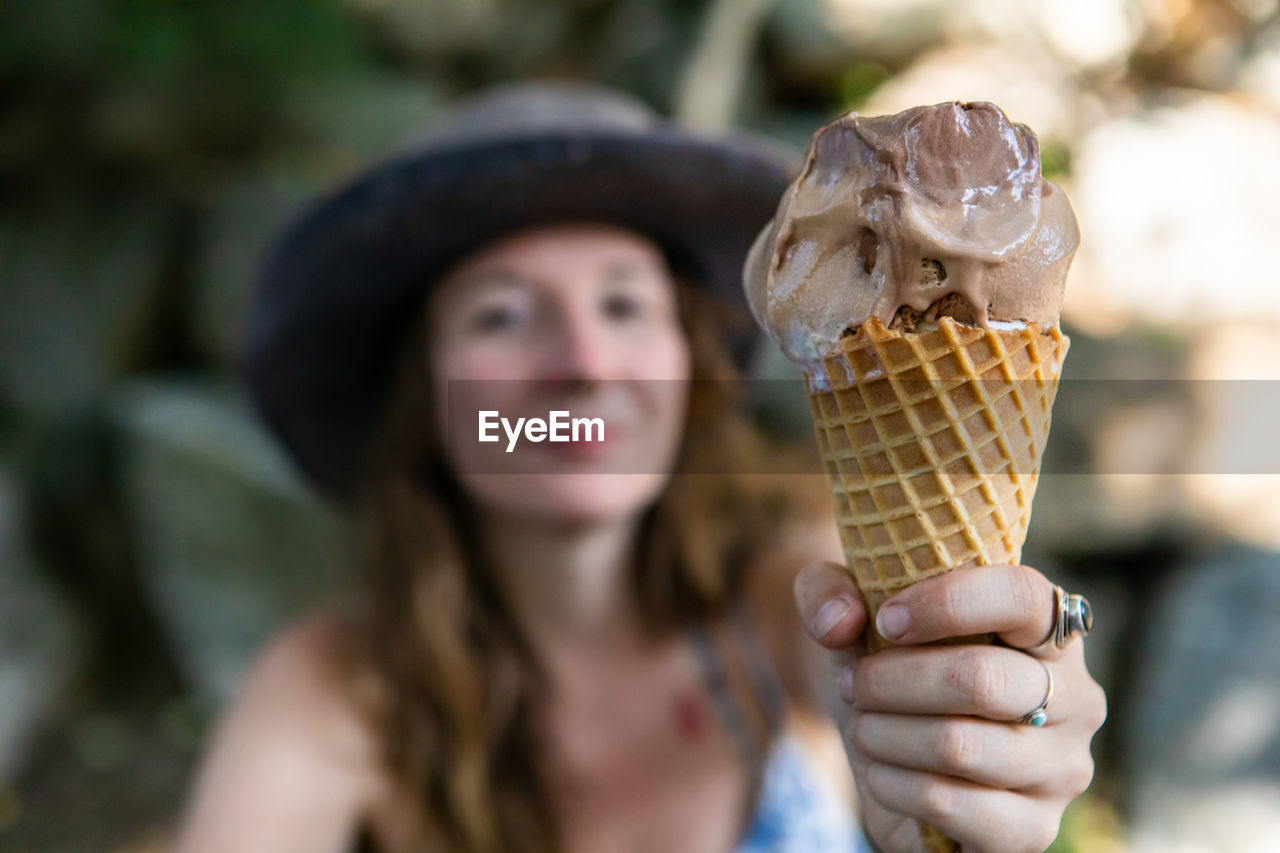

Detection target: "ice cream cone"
[805, 316, 1067, 852]
[806, 316, 1068, 652]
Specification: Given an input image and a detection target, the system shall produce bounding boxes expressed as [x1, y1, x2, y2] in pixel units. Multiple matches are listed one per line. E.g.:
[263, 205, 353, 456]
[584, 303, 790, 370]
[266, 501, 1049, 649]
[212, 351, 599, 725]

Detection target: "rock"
[1021, 325, 1203, 552]
[190, 174, 313, 367]
[0, 196, 167, 417]
[112, 381, 344, 703]
[768, 0, 952, 77]
[0, 466, 83, 779]
[860, 43, 1080, 147]
[194, 75, 443, 366]
[1177, 321, 1280, 550]
[769, 0, 1141, 93]
[1122, 548, 1280, 851]
[951, 0, 1144, 72]
[1066, 95, 1280, 333]
[1239, 21, 1280, 113]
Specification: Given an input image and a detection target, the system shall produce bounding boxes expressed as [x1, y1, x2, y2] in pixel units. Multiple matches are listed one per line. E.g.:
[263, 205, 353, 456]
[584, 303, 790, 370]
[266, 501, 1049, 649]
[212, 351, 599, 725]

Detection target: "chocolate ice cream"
[744, 101, 1079, 367]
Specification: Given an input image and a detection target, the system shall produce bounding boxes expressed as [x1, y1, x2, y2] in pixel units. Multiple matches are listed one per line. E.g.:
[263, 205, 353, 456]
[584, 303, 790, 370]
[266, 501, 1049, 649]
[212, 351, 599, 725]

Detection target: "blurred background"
[3, 1, 1280, 851]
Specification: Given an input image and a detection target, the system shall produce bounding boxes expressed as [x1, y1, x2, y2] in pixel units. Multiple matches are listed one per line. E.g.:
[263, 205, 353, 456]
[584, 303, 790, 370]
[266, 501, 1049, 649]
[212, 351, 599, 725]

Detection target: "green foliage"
[104, 0, 365, 78]
[837, 60, 892, 109]
[0, 0, 369, 177]
[1041, 143, 1072, 180]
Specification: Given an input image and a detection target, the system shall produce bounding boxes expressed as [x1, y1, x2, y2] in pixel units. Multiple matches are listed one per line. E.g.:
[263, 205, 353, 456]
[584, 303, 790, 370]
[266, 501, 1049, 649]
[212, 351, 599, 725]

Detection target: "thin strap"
[353, 823, 378, 853]
[687, 623, 764, 765]
[729, 602, 788, 737]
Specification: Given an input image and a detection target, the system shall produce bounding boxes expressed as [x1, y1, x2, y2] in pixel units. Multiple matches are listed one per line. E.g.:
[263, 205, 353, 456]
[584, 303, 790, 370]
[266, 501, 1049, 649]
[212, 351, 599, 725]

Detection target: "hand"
[793, 562, 1107, 853]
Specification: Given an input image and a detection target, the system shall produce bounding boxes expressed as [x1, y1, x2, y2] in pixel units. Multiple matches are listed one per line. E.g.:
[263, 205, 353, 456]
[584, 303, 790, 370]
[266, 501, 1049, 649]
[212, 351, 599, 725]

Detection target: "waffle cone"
[806, 316, 1068, 650]
[805, 317, 1068, 852]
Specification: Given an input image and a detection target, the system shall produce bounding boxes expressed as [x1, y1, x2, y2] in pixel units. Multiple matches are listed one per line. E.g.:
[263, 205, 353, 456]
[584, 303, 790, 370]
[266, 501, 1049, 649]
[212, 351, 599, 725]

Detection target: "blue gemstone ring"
[1019, 657, 1055, 728]
[1031, 584, 1095, 654]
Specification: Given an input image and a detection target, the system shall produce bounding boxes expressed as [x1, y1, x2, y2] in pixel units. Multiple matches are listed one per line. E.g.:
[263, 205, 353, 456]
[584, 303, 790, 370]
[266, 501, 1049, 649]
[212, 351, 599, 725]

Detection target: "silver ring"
[1019, 657, 1054, 727]
[1030, 584, 1093, 653]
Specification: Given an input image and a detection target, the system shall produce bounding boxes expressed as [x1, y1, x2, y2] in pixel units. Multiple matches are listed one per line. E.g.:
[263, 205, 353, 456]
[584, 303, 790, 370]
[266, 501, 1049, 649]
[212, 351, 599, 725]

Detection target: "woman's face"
[427, 223, 692, 524]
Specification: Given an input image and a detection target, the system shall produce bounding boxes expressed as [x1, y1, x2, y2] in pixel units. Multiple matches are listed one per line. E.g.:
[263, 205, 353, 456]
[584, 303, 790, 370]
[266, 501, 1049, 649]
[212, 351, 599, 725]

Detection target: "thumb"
[793, 560, 867, 650]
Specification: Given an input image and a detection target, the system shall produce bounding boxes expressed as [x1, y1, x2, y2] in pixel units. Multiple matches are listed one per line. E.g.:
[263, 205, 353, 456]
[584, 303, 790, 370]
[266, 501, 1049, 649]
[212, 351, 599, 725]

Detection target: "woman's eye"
[471, 304, 526, 332]
[602, 293, 644, 320]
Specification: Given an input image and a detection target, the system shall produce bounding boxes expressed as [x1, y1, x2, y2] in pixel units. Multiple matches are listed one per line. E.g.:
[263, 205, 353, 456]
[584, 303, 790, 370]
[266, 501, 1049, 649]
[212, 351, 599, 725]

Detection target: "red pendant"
[673, 691, 709, 742]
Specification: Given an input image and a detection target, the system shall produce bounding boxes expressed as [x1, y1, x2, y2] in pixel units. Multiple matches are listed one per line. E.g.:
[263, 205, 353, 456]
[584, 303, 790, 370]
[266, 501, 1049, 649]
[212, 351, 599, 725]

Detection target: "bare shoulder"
[174, 611, 387, 853]
[250, 611, 370, 723]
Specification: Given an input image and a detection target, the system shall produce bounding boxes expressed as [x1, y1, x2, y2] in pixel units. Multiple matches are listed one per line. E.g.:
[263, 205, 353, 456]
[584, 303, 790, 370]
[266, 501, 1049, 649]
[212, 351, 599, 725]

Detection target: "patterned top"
[736, 734, 871, 853]
[685, 605, 873, 853]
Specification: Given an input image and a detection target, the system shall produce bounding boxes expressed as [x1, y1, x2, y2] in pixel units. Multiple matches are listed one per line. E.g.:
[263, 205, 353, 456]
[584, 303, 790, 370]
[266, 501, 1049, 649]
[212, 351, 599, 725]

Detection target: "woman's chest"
[537, 642, 754, 853]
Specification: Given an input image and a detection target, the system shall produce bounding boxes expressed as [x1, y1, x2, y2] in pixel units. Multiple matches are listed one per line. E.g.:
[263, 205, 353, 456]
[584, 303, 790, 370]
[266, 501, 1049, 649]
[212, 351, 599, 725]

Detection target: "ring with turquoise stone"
[1019, 657, 1054, 727]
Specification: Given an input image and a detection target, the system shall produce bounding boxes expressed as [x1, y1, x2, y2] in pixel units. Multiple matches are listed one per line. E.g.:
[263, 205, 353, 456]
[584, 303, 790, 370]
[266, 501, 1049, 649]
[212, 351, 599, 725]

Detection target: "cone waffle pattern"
[805, 317, 1068, 853]
[805, 317, 1068, 649]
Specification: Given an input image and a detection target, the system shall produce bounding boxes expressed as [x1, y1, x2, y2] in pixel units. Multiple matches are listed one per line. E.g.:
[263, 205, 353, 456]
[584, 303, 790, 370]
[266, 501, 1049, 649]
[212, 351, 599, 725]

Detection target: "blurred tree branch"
[676, 0, 775, 130]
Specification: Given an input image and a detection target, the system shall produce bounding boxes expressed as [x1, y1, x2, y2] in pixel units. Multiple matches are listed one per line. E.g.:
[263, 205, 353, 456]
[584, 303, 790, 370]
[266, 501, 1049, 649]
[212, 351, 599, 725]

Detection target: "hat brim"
[243, 129, 796, 499]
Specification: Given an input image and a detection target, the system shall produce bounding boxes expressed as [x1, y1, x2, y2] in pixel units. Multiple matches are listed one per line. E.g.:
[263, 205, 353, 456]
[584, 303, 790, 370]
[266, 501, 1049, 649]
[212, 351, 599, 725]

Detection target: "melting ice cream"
[744, 101, 1080, 367]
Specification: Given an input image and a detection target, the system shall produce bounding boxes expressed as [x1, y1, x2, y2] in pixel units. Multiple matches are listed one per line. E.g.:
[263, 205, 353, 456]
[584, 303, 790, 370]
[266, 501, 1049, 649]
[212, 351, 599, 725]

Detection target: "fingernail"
[839, 667, 855, 703]
[876, 603, 909, 640]
[814, 598, 851, 637]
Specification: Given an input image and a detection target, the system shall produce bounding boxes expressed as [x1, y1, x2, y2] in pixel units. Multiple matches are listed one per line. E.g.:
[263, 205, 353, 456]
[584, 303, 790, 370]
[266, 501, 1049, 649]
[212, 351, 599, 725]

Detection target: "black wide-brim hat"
[243, 81, 797, 501]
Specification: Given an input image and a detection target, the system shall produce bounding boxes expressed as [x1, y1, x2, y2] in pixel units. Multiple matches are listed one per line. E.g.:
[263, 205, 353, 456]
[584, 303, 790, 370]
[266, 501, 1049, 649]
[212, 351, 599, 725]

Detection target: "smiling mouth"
[536, 427, 625, 460]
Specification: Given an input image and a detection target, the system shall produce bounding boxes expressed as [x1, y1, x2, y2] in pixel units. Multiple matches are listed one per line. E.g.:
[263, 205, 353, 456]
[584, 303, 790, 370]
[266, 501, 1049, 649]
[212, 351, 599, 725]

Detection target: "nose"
[540, 301, 617, 385]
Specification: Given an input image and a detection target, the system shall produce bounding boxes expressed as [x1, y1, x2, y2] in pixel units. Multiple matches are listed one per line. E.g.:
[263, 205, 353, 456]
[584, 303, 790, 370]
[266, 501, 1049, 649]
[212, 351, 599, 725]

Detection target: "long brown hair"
[346, 270, 791, 852]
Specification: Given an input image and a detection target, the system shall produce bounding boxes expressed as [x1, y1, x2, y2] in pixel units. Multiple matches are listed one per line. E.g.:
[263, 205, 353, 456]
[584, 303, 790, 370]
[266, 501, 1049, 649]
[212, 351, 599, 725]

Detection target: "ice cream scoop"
[744, 101, 1079, 368]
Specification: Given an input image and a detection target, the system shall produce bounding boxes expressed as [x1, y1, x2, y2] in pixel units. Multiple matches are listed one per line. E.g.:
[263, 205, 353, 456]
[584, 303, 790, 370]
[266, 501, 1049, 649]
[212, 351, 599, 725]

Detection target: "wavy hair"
[344, 273, 793, 852]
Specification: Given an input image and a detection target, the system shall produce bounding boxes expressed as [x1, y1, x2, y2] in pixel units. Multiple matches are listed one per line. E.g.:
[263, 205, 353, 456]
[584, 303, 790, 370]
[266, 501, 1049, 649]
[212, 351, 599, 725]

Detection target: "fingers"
[850, 645, 1054, 722]
[862, 764, 1064, 853]
[850, 713, 1095, 795]
[832, 563, 1106, 853]
[872, 564, 1059, 653]
[840, 732, 927, 853]
[793, 561, 867, 650]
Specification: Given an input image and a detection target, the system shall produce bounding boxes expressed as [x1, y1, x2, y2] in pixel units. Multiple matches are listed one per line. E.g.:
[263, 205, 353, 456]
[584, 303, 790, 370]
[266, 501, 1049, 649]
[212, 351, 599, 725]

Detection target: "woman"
[176, 82, 1106, 853]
